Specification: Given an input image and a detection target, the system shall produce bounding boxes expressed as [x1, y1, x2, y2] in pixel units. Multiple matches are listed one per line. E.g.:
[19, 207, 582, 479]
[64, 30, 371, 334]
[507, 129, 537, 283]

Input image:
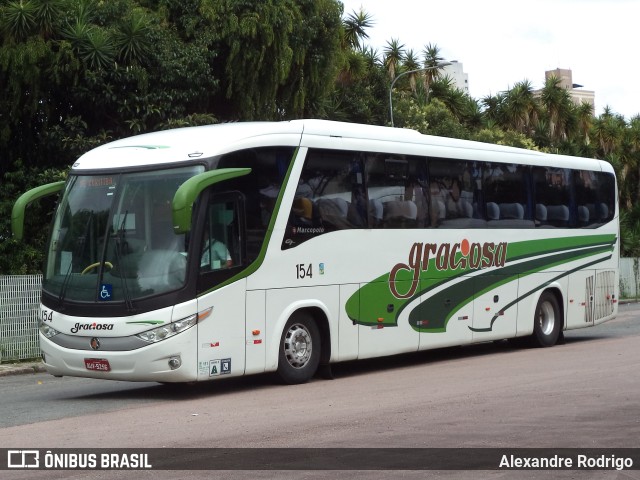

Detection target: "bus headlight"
[136, 314, 197, 343]
[40, 322, 60, 339]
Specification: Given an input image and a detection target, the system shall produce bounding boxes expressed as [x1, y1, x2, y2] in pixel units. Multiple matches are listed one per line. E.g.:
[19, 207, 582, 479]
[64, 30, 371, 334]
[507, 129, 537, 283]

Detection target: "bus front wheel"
[277, 312, 321, 384]
[531, 291, 561, 347]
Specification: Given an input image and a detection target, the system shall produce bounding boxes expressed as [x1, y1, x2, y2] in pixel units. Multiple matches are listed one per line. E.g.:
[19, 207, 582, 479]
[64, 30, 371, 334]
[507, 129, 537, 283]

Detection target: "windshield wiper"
[58, 210, 94, 310]
[112, 210, 135, 313]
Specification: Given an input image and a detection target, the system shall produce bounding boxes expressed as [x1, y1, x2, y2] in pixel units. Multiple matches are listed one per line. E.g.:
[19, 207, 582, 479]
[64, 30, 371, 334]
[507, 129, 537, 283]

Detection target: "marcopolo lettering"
[71, 322, 115, 334]
[389, 239, 508, 299]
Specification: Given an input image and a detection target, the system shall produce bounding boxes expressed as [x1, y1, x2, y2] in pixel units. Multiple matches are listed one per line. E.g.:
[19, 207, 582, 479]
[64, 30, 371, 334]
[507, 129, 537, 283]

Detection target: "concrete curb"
[0, 362, 47, 377]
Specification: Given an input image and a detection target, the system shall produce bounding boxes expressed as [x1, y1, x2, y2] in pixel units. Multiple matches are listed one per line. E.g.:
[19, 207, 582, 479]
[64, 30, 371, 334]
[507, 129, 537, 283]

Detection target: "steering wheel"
[81, 261, 114, 275]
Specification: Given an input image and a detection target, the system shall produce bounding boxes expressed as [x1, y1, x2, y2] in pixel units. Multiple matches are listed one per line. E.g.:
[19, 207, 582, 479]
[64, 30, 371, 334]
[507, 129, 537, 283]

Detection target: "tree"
[421, 42, 445, 95]
[540, 75, 574, 143]
[342, 7, 373, 50]
[401, 49, 420, 93]
[501, 80, 539, 135]
[201, 0, 343, 120]
[383, 38, 404, 81]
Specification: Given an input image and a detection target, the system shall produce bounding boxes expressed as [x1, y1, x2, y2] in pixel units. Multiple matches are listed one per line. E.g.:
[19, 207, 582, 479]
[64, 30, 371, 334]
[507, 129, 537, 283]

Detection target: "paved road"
[1, 304, 640, 479]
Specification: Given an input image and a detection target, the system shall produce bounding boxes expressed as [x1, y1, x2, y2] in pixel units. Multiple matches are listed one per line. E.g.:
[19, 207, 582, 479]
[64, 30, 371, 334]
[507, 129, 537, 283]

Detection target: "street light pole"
[389, 62, 452, 127]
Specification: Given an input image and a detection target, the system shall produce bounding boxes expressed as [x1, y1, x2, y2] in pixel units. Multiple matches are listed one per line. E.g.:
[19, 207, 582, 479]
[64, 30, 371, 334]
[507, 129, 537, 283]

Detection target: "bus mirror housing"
[172, 168, 251, 234]
[12, 181, 66, 241]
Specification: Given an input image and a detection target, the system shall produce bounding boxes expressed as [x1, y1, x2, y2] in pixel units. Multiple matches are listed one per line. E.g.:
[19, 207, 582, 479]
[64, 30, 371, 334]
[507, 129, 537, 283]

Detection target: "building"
[441, 60, 469, 94]
[545, 68, 595, 110]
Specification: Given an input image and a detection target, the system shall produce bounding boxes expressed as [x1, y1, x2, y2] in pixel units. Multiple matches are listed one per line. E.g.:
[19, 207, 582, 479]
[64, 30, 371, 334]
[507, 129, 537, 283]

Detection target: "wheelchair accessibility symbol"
[99, 284, 113, 301]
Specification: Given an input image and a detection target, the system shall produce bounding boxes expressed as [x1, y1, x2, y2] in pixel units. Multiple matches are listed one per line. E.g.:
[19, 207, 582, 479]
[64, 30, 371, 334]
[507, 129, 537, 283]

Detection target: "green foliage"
[0, 165, 66, 274]
[393, 97, 470, 139]
[1, 0, 37, 42]
[327, 49, 387, 124]
[620, 204, 640, 257]
[200, 0, 342, 119]
[472, 127, 539, 150]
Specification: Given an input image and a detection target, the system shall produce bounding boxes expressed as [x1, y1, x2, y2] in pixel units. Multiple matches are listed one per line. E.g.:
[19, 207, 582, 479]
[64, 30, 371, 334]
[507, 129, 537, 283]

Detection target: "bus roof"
[71, 119, 610, 173]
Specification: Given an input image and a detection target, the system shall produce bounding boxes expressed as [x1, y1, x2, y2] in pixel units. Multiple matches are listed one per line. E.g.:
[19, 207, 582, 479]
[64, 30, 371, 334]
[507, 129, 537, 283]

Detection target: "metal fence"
[1, 260, 639, 363]
[0, 275, 42, 363]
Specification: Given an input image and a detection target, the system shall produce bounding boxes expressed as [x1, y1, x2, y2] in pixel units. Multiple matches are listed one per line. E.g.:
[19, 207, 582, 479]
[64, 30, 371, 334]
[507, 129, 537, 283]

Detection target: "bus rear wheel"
[531, 291, 561, 347]
[277, 312, 320, 384]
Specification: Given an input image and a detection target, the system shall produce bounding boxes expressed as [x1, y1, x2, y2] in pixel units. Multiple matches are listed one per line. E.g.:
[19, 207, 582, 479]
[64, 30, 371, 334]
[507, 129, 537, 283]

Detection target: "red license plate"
[84, 358, 111, 372]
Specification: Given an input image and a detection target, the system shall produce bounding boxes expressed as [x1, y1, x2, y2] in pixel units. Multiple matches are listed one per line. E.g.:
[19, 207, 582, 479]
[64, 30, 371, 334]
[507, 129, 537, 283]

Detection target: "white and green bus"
[13, 120, 619, 384]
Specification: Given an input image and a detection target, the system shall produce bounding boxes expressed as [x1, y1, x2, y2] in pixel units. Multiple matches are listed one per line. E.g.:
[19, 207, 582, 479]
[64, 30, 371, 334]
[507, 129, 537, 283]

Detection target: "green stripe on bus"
[409, 245, 613, 333]
[346, 235, 616, 331]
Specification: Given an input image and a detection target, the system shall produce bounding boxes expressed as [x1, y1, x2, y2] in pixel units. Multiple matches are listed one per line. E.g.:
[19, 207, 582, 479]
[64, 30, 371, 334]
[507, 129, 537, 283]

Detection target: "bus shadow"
[327, 332, 613, 380]
[63, 371, 282, 402]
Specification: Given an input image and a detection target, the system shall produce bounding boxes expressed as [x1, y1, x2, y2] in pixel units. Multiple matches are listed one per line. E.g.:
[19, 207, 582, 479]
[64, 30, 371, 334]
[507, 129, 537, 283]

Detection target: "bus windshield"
[43, 165, 204, 304]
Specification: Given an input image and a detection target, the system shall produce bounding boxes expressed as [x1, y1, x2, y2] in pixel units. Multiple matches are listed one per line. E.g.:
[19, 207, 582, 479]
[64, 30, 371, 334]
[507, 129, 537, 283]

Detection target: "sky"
[340, 0, 639, 119]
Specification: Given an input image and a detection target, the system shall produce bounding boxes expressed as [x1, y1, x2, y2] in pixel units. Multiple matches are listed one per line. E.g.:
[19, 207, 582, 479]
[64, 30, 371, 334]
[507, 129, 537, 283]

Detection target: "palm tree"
[114, 10, 153, 65]
[623, 115, 640, 206]
[540, 75, 573, 143]
[502, 80, 538, 135]
[401, 49, 420, 93]
[421, 42, 445, 94]
[342, 8, 374, 50]
[481, 93, 505, 125]
[430, 76, 465, 117]
[1, 0, 37, 42]
[573, 101, 593, 146]
[336, 50, 367, 86]
[592, 108, 625, 157]
[383, 38, 404, 80]
[34, 0, 66, 38]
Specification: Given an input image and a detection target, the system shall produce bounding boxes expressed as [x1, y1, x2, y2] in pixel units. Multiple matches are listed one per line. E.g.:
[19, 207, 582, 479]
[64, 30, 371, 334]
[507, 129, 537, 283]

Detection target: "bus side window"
[534, 167, 571, 228]
[428, 159, 478, 228]
[483, 163, 531, 228]
[575, 170, 615, 227]
[283, 149, 365, 249]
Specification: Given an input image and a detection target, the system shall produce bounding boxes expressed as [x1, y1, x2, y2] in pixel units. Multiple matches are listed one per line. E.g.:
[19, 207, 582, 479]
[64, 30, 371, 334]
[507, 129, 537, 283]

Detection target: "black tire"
[277, 312, 321, 384]
[531, 291, 561, 347]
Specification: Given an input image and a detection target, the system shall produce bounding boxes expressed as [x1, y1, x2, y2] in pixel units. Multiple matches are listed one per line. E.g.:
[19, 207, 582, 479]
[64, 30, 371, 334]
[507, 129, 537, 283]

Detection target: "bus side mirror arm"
[12, 181, 66, 241]
[172, 168, 251, 234]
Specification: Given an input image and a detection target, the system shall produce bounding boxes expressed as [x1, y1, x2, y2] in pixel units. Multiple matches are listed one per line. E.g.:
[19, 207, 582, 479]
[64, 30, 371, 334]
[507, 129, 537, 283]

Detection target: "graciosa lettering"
[388, 239, 508, 299]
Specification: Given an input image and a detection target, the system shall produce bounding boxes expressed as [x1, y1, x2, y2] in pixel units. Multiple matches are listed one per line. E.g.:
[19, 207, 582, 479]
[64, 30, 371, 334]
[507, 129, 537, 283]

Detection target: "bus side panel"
[265, 285, 339, 372]
[337, 283, 359, 362]
[245, 289, 266, 375]
[196, 281, 246, 380]
[566, 269, 595, 330]
[417, 273, 473, 351]
[472, 275, 518, 342]
[357, 278, 418, 360]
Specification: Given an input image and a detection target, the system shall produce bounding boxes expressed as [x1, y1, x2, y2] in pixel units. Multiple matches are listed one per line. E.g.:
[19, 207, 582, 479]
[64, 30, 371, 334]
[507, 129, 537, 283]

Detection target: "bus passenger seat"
[317, 197, 350, 230]
[486, 202, 500, 221]
[499, 202, 524, 220]
[292, 197, 314, 226]
[546, 205, 569, 226]
[535, 203, 547, 222]
[578, 205, 590, 224]
[383, 200, 417, 228]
